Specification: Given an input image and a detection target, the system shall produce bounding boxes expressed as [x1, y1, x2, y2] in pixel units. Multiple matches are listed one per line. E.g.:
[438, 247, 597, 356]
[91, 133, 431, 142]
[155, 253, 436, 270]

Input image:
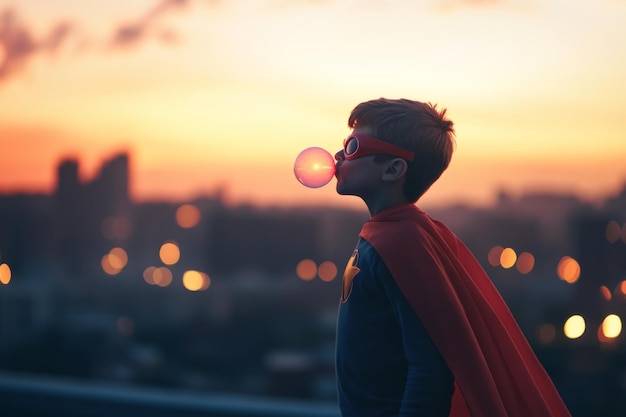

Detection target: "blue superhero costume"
[336, 239, 454, 416]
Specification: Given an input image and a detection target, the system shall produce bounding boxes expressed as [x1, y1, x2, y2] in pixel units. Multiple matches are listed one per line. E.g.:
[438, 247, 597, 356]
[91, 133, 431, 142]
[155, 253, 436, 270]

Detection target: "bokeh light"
[500, 247, 517, 269]
[108, 247, 128, 269]
[598, 324, 611, 343]
[564, 315, 586, 339]
[153, 267, 173, 287]
[617, 281, 626, 298]
[487, 246, 504, 267]
[296, 259, 317, 281]
[318, 261, 338, 282]
[142, 267, 174, 287]
[601, 314, 622, 339]
[293, 147, 336, 188]
[516, 252, 535, 274]
[622, 223, 626, 244]
[605, 220, 621, 243]
[600, 285, 612, 301]
[143, 266, 157, 285]
[101, 256, 116, 275]
[176, 204, 201, 228]
[536, 323, 556, 344]
[0, 263, 11, 284]
[101, 247, 128, 275]
[557, 256, 581, 283]
[182, 270, 211, 291]
[159, 242, 180, 265]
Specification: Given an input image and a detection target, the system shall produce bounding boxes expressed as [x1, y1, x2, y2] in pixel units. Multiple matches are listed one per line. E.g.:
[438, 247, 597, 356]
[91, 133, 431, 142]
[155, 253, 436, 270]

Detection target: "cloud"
[0, 8, 77, 82]
[107, 0, 196, 49]
[0, 0, 223, 83]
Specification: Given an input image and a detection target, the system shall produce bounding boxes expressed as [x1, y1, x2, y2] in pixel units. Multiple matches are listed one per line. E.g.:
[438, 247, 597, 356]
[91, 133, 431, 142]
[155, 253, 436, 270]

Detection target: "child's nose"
[335, 150, 344, 161]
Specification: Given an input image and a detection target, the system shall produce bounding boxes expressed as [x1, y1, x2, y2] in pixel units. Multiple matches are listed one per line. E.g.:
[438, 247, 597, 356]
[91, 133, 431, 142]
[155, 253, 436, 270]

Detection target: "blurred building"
[1, 152, 626, 415]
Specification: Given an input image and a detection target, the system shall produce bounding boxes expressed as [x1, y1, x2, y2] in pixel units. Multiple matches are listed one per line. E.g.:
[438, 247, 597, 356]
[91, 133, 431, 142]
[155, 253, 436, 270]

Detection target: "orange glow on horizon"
[1, 137, 625, 211]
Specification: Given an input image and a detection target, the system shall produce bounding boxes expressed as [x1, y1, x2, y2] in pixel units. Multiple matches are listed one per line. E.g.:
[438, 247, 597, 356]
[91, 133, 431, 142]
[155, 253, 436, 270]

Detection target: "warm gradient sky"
[1, 0, 625, 210]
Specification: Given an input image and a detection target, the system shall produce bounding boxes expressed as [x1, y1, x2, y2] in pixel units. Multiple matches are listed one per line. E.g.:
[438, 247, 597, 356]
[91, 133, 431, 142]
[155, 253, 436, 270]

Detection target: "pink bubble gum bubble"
[293, 147, 336, 188]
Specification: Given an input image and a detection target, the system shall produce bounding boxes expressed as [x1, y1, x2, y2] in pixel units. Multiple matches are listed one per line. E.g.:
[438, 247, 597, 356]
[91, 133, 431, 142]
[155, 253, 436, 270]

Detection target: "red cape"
[360, 203, 571, 417]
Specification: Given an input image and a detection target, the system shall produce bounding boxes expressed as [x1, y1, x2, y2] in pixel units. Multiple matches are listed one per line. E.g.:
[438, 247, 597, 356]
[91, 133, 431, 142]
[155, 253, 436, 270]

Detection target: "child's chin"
[335, 182, 348, 195]
[335, 184, 356, 197]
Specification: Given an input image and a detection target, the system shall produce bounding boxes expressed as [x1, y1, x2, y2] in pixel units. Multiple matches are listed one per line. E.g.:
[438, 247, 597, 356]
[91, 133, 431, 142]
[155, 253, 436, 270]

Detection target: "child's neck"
[365, 194, 412, 217]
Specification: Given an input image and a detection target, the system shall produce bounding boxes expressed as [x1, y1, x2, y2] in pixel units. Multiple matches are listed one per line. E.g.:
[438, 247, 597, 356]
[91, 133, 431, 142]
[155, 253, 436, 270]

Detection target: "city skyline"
[2, 148, 625, 211]
[1, 143, 626, 415]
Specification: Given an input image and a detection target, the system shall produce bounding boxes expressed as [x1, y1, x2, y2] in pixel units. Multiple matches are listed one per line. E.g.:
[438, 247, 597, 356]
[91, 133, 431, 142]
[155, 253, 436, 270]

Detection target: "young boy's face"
[334, 127, 388, 200]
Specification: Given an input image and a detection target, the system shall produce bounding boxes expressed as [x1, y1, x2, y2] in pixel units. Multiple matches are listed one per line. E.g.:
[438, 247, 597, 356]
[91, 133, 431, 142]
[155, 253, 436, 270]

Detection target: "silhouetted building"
[53, 153, 131, 279]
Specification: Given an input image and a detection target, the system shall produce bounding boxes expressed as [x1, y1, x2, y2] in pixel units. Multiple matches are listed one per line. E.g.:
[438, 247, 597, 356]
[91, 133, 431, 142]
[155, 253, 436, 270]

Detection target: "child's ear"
[381, 158, 408, 182]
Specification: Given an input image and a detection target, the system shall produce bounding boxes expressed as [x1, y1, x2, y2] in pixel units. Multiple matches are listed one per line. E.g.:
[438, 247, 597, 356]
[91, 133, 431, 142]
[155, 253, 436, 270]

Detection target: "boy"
[333, 98, 571, 416]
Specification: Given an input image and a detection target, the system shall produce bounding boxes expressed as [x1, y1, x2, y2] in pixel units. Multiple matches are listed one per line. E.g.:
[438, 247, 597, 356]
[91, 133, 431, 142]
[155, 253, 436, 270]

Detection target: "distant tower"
[56, 159, 80, 201]
[95, 153, 130, 215]
[52, 153, 133, 279]
[87, 153, 132, 245]
[53, 158, 85, 278]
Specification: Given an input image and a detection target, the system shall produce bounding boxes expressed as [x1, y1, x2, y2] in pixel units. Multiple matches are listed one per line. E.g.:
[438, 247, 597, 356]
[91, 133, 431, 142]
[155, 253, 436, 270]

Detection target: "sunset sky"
[1, 0, 625, 210]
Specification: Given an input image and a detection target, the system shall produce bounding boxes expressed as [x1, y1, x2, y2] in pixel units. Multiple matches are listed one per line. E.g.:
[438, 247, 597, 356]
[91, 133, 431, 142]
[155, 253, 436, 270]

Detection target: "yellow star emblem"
[342, 249, 360, 302]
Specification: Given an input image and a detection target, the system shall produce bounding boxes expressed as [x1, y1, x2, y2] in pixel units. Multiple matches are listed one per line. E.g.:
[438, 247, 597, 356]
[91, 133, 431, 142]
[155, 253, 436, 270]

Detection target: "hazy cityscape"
[1, 152, 626, 416]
